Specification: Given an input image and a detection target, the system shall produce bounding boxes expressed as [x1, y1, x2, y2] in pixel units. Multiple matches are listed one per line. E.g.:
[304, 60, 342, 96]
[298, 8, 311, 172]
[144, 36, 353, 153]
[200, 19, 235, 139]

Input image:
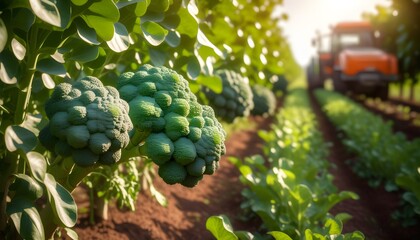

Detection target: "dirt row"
[309, 91, 420, 240]
[362, 98, 420, 141]
[70, 93, 420, 240]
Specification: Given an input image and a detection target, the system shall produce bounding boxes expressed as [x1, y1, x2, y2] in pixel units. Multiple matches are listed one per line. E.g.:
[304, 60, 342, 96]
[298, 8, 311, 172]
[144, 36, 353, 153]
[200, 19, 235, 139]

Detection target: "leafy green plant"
[315, 89, 420, 226]
[250, 84, 277, 117]
[226, 89, 359, 239]
[0, 0, 300, 238]
[206, 214, 365, 240]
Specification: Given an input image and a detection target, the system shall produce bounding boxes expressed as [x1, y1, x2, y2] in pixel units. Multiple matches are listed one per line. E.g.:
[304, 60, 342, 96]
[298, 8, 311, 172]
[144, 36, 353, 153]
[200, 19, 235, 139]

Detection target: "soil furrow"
[308, 91, 419, 240]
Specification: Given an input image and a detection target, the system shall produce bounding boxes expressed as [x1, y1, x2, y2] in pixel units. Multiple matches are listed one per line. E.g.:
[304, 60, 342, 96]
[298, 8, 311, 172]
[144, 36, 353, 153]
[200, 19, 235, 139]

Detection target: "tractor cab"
[307, 21, 398, 99]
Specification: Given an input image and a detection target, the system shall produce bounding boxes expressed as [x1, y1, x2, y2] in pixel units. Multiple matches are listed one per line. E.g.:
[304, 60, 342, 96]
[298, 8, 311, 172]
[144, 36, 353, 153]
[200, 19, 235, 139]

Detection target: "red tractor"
[307, 21, 398, 99]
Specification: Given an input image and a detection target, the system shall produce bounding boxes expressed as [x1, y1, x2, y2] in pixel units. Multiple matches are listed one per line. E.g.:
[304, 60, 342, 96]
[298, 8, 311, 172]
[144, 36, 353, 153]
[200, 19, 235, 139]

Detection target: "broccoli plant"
[117, 64, 226, 187]
[39, 76, 133, 170]
[271, 74, 289, 96]
[203, 69, 254, 123]
[250, 84, 277, 117]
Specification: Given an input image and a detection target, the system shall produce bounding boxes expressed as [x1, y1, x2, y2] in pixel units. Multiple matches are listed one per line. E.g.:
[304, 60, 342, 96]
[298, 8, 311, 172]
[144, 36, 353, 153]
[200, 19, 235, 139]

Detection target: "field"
[390, 82, 420, 103]
[1, 1, 420, 240]
[66, 88, 420, 240]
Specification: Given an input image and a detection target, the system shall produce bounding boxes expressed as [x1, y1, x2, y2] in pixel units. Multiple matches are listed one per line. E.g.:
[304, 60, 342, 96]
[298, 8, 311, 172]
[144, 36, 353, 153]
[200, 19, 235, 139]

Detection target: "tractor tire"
[376, 85, 389, 100]
[332, 71, 346, 93]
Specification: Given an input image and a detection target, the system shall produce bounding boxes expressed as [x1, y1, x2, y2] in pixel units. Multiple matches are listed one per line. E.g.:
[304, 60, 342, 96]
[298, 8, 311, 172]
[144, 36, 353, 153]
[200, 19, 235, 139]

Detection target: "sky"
[278, 0, 391, 67]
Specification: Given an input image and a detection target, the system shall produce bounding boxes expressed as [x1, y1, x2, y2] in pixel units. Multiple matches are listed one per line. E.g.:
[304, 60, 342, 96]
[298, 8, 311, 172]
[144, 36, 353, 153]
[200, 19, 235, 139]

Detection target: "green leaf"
[268, 231, 293, 240]
[187, 56, 201, 79]
[36, 57, 66, 76]
[344, 231, 365, 239]
[107, 22, 130, 52]
[11, 38, 26, 61]
[176, 7, 198, 38]
[134, 0, 149, 17]
[65, 44, 99, 63]
[161, 14, 181, 30]
[196, 75, 222, 93]
[149, 48, 167, 66]
[26, 152, 47, 182]
[8, 205, 45, 240]
[197, 29, 223, 57]
[84, 47, 107, 69]
[82, 15, 115, 41]
[0, 50, 19, 84]
[87, 0, 119, 22]
[44, 173, 77, 228]
[165, 30, 181, 47]
[325, 218, 342, 235]
[76, 19, 100, 45]
[8, 174, 44, 200]
[206, 215, 238, 240]
[234, 231, 254, 240]
[41, 73, 56, 89]
[6, 175, 45, 240]
[305, 229, 314, 240]
[5, 125, 37, 153]
[65, 227, 79, 239]
[117, 0, 141, 8]
[29, 0, 71, 28]
[0, 18, 7, 52]
[141, 21, 168, 46]
[13, 8, 36, 32]
[71, 0, 88, 6]
[150, 184, 167, 207]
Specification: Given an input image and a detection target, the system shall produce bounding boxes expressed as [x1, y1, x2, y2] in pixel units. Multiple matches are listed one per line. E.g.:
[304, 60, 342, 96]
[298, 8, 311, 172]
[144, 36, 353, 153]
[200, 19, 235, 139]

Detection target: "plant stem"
[67, 165, 98, 192]
[14, 27, 39, 125]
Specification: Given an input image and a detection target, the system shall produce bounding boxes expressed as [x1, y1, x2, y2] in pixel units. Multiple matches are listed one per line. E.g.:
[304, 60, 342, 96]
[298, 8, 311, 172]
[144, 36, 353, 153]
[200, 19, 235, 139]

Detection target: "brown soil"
[353, 96, 420, 140]
[69, 93, 420, 240]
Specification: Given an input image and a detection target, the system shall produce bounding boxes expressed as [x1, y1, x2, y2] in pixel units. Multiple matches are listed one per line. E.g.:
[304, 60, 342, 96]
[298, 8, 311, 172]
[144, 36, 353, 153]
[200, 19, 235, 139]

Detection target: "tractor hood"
[338, 47, 398, 76]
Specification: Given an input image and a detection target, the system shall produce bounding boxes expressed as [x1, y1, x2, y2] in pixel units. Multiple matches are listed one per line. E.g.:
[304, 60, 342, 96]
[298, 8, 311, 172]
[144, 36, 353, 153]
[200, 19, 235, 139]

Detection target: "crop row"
[315, 89, 420, 226]
[206, 89, 364, 240]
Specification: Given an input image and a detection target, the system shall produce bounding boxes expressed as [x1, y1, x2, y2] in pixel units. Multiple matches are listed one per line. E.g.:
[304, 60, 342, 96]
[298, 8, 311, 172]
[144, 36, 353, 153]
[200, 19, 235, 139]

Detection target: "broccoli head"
[251, 85, 277, 116]
[204, 70, 254, 122]
[118, 64, 226, 187]
[39, 76, 133, 167]
[271, 74, 288, 95]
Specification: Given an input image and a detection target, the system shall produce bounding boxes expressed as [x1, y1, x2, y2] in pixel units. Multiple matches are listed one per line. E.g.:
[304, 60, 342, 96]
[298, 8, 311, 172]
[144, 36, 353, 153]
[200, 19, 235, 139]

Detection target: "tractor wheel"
[332, 71, 346, 93]
[377, 85, 389, 100]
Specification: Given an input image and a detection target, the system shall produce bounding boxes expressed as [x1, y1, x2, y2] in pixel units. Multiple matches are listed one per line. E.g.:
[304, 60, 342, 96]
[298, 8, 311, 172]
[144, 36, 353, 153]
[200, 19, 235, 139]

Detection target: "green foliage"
[204, 69, 254, 122]
[315, 89, 420, 226]
[271, 74, 289, 95]
[206, 215, 364, 240]
[206, 215, 255, 240]
[250, 85, 277, 117]
[227, 89, 360, 239]
[196, 0, 302, 84]
[0, 0, 297, 238]
[364, 0, 420, 87]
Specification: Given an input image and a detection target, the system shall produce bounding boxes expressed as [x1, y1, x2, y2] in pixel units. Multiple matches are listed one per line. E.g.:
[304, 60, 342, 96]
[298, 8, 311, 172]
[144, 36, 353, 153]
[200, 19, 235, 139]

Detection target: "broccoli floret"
[203, 70, 254, 122]
[158, 161, 187, 185]
[251, 85, 277, 117]
[117, 64, 226, 187]
[139, 133, 174, 166]
[40, 76, 133, 167]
